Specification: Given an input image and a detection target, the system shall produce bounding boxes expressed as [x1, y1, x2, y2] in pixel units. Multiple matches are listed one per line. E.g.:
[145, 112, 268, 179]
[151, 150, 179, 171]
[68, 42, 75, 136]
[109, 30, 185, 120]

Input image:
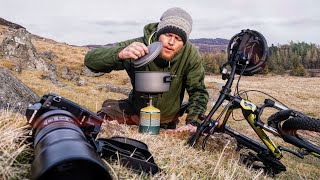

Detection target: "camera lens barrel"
[30, 110, 111, 180]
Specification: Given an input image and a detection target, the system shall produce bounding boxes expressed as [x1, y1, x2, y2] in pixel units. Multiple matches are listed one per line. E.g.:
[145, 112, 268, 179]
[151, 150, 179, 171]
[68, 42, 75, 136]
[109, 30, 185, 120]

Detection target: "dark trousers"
[97, 99, 179, 129]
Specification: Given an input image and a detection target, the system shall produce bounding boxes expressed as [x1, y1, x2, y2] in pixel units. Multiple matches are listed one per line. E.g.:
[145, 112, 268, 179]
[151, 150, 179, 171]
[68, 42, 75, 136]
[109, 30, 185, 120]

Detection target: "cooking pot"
[135, 71, 172, 93]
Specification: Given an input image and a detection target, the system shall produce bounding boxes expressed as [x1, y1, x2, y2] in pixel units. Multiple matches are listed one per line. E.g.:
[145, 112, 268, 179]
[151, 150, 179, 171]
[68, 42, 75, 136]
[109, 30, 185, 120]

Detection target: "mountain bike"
[188, 29, 320, 175]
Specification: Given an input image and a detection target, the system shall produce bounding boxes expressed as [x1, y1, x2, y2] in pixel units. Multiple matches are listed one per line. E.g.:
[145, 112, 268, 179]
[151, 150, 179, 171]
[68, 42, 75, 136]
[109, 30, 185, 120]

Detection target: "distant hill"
[84, 38, 229, 53]
[190, 38, 229, 52]
[84, 43, 116, 50]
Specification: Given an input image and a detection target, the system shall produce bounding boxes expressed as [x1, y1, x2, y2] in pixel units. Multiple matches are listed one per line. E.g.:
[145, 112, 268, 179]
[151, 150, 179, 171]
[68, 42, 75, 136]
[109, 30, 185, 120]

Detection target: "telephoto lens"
[26, 103, 112, 180]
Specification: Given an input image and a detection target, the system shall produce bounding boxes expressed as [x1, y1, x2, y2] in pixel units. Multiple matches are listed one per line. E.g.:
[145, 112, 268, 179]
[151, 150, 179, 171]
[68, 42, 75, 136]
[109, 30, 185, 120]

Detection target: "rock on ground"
[0, 67, 40, 114]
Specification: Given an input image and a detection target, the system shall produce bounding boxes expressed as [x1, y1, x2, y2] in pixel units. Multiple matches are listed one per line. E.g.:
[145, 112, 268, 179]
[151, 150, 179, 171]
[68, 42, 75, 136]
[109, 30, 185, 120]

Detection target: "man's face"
[158, 33, 184, 61]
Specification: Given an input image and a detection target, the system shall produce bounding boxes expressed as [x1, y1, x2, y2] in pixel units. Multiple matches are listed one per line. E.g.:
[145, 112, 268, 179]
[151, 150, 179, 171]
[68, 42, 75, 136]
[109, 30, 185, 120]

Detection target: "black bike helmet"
[227, 29, 268, 76]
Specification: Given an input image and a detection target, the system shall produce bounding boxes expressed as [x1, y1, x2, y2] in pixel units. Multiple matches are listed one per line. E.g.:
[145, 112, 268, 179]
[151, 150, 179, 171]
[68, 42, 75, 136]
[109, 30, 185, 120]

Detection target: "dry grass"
[101, 125, 267, 179]
[11, 69, 128, 112]
[31, 37, 88, 70]
[0, 110, 31, 180]
[0, 26, 320, 179]
[3, 73, 319, 179]
[0, 59, 16, 69]
[0, 110, 270, 180]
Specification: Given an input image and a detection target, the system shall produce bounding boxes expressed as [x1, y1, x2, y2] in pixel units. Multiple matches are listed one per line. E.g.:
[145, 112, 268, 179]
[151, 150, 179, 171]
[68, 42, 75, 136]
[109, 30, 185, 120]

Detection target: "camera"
[25, 93, 111, 180]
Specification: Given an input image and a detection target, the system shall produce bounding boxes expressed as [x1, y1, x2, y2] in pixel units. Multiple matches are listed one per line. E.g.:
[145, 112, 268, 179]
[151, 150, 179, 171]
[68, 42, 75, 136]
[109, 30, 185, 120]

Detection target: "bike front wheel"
[282, 115, 320, 157]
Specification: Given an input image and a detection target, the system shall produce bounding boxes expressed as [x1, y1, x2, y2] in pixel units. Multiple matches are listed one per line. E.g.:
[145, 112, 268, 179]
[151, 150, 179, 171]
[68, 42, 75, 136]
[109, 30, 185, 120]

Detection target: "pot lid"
[133, 42, 163, 68]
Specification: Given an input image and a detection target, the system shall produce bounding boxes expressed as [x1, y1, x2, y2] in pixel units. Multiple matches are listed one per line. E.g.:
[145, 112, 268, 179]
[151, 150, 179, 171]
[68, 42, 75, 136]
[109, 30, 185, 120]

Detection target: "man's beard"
[158, 47, 180, 61]
[158, 51, 174, 61]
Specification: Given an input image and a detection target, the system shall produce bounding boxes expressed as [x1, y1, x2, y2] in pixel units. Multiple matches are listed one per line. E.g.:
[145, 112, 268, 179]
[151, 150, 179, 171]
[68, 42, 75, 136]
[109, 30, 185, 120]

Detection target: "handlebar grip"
[264, 98, 289, 110]
[264, 99, 275, 107]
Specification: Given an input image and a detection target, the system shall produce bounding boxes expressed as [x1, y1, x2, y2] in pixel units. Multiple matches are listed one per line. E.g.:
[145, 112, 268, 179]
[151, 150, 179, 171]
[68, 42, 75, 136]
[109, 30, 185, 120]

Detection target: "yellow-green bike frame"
[217, 98, 282, 159]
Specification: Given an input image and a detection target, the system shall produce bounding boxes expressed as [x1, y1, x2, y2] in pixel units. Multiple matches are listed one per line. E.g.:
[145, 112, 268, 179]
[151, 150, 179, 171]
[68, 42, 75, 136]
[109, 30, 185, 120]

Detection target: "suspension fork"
[217, 98, 282, 159]
[239, 100, 282, 159]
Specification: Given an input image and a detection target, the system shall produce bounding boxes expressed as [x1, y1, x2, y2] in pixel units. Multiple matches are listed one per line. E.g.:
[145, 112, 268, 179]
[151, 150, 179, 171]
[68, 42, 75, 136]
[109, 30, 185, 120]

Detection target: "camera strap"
[96, 136, 161, 175]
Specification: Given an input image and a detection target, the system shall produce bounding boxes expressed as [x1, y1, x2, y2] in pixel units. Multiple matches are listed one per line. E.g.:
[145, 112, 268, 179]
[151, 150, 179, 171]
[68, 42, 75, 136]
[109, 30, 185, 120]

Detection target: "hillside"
[0, 18, 320, 179]
[0, 17, 25, 29]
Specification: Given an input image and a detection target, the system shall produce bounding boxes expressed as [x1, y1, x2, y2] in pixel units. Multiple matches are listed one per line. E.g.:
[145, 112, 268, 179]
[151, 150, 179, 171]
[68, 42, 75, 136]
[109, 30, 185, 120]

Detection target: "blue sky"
[1, 0, 319, 46]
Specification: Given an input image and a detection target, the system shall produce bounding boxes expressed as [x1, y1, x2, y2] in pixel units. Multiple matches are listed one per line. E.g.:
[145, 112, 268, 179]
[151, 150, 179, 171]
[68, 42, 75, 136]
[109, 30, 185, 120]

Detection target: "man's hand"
[118, 42, 149, 60]
[174, 124, 197, 133]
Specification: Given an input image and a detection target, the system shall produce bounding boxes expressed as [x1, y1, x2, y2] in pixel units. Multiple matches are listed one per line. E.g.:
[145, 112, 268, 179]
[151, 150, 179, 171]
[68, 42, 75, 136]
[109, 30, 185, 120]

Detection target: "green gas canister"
[139, 104, 160, 135]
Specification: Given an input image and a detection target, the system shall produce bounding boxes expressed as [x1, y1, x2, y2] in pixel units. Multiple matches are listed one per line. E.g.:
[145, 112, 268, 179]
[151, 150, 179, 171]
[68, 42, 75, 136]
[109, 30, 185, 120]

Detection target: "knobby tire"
[282, 116, 320, 154]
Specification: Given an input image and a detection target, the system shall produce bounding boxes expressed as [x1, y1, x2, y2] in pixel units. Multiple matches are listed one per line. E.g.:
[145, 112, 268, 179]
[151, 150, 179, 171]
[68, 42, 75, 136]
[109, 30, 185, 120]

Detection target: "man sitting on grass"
[84, 7, 208, 132]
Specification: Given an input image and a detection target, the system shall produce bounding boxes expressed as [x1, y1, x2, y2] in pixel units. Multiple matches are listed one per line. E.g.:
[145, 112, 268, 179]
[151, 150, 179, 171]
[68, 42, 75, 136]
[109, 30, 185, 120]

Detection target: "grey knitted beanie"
[156, 7, 193, 44]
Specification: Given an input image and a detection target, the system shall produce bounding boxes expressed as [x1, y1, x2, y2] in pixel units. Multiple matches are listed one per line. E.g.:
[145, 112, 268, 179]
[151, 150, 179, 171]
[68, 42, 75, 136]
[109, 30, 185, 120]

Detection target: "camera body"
[25, 93, 111, 180]
[26, 93, 103, 139]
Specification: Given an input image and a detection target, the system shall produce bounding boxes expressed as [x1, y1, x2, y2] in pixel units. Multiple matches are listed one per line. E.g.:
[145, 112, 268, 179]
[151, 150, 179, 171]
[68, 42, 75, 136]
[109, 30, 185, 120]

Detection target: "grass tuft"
[0, 110, 32, 180]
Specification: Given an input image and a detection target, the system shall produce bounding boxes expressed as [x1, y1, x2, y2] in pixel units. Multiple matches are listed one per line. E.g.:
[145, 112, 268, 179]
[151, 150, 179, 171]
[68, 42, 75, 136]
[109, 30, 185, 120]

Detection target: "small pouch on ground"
[96, 136, 160, 175]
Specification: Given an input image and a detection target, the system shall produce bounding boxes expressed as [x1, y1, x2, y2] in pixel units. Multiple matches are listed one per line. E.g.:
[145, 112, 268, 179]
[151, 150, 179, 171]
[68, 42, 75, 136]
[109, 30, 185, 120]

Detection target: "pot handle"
[163, 76, 172, 83]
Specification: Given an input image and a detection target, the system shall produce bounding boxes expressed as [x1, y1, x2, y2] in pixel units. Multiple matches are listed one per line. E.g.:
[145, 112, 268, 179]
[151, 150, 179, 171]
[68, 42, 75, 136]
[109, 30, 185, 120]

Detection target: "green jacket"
[84, 23, 208, 125]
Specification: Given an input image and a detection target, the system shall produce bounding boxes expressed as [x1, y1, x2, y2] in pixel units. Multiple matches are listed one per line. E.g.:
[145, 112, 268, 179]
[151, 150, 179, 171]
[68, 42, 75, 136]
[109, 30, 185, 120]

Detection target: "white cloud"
[0, 0, 319, 45]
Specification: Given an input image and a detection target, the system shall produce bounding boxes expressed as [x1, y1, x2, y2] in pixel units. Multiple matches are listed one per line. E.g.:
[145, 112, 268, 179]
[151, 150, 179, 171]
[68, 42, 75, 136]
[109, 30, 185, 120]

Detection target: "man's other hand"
[118, 42, 149, 60]
[174, 124, 197, 133]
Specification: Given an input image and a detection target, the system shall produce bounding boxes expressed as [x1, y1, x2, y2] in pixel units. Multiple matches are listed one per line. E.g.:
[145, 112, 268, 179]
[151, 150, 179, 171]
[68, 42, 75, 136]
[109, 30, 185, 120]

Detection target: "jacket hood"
[143, 23, 159, 45]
